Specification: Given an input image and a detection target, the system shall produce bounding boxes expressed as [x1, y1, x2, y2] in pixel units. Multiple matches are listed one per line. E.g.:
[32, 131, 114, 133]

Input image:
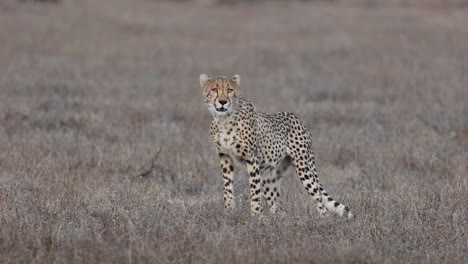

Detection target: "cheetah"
[200, 74, 353, 219]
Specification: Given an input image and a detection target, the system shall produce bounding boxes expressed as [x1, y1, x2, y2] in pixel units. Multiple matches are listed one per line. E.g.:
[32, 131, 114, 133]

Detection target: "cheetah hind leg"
[290, 152, 331, 217]
[291, 150, 353, 219]
[262, 157, 291, 213]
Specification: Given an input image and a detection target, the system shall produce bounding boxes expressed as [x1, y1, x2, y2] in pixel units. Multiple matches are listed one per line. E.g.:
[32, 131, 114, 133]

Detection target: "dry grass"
[1, 0, 468, 263]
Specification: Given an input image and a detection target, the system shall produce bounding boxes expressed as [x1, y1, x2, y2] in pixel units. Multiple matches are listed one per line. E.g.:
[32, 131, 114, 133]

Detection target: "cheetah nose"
[219, 100, 228, 105]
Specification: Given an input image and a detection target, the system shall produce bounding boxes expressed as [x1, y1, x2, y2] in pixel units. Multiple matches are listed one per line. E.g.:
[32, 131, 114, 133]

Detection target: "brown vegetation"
[0, 0, 467, 263]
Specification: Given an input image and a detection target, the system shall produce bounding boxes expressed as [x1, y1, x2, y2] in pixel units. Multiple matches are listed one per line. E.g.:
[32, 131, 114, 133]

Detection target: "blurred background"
[0, 0, 467, 263]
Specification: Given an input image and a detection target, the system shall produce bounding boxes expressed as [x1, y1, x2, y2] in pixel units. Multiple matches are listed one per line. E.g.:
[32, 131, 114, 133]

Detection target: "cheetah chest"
[215, 126, 239, 154]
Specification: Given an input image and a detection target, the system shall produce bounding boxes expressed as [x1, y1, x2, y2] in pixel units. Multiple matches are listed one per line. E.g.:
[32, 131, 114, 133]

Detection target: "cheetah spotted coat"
[201, 74, 353, 218]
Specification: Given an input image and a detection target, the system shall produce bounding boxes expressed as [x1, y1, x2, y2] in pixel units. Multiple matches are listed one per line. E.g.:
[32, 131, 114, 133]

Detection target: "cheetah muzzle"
[200, 74, 354, 219]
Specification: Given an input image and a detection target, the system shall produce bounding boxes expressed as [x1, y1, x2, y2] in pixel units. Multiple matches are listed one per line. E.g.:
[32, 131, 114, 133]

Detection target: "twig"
[417, 114, 440, 135]
[136, 147, 163, 178]
[362, 169, 374, 194]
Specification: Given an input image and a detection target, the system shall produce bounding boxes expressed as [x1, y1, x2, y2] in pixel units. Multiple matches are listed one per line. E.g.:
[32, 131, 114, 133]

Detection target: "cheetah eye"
[211, 88, 218, 93]
[227, 89, 234, 94]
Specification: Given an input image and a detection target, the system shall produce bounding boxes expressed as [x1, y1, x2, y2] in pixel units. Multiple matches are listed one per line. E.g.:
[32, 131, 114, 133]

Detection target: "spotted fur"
[200, 74, 353, 219]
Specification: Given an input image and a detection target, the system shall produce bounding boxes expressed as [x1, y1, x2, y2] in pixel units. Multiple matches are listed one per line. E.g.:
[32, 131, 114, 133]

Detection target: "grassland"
[0, 0, 467, 263]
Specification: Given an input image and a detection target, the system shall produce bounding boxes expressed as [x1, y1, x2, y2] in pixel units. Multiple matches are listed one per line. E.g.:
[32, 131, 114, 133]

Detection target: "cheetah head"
[200, 74, 240, 116]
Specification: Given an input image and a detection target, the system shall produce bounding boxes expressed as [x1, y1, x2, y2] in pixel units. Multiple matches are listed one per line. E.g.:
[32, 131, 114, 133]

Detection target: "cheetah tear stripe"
[201, 74, 354, 219]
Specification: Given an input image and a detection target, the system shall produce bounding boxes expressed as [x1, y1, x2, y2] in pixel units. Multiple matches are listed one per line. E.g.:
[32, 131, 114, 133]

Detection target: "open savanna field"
[1, 0, 468, 263]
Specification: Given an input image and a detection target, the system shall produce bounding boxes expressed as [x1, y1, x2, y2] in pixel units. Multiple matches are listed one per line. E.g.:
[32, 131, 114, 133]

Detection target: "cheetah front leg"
[245, 158, 262, 217]
[219, 153, 235, 209]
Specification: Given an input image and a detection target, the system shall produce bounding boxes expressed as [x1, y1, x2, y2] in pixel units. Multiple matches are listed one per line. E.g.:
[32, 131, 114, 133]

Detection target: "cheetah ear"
[200, 74, 210, 88]
[231, 74, 240, 86]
